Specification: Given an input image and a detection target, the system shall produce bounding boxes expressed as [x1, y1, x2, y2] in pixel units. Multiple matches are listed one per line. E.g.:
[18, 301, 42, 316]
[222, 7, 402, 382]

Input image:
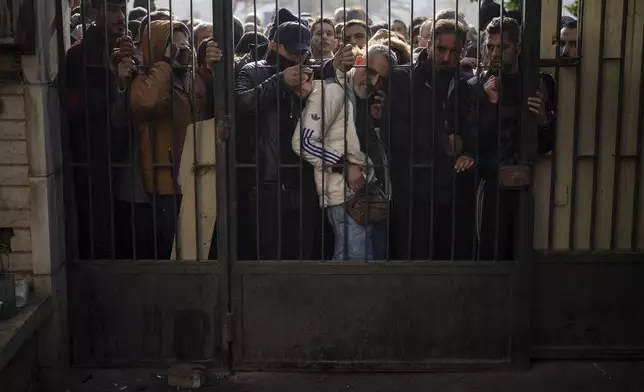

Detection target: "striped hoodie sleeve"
[292, 82, 345, 168]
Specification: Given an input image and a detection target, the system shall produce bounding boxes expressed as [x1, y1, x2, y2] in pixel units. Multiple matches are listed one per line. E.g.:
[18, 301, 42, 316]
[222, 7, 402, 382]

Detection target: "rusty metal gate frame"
[54, 0, 545, 370]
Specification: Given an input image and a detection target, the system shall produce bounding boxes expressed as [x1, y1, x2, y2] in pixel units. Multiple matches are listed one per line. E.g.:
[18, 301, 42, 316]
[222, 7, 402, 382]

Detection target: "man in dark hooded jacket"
[234, 9, 354, 260]
[466, 17, 555, 260]
[235, 16, 319, 261]
[66, 0, 128, 259]
[383, 18, 477, 261]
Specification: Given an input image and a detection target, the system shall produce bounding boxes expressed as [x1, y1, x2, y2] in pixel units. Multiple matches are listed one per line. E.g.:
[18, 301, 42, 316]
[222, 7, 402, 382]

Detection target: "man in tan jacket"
[130, 19, 221, 258]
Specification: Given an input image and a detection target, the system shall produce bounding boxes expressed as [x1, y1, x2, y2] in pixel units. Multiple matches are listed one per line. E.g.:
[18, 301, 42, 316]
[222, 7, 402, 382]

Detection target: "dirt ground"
[56, 361, 644, 392]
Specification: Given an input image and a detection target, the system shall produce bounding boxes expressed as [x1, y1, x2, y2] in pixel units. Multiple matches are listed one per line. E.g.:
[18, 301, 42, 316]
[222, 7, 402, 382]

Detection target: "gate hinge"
[216, 114, 232, 142]
[223, 312, 234, 343]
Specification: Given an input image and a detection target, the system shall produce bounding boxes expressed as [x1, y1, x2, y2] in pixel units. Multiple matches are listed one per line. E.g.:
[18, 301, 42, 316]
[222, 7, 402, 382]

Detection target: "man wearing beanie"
[234, 32, 269, 77]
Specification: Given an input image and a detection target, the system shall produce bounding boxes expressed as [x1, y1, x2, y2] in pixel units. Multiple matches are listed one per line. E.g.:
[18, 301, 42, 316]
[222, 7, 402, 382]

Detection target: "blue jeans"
[326, 205, 386, 261]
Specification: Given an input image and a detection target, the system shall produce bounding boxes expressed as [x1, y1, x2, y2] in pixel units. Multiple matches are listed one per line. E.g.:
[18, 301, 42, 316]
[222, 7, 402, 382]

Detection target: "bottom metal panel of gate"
[231, 261, 517, 370]
[67, 262, 225, 367]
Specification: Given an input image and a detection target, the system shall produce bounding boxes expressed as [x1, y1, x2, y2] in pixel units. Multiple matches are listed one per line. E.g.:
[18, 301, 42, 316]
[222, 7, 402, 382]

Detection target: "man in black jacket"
[466, 17, 555, 260]
[235, 16, 321, 261]
[384, 18, 477, 260]
[67, 0, 131, 259]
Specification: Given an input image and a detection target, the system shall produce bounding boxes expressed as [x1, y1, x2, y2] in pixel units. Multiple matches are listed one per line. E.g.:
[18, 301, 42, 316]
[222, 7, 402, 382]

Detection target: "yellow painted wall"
[535, 0, 644, 251]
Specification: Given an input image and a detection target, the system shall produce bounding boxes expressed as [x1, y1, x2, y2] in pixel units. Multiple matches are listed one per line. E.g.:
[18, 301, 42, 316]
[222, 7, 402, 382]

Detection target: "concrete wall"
[0, 0, 70, 387]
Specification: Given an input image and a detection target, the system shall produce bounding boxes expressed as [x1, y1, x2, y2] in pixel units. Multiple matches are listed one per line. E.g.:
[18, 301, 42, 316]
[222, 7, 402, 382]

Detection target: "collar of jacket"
[413, 48, 456, 98]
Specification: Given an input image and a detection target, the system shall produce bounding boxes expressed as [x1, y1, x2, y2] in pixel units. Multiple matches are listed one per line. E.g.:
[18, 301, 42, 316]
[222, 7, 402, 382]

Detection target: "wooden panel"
[620, 0, 643, 156]
[603, 0, 627, 59]
[235, 265, 512, 367]
[172, 119, 217, 261]
[572, 159, 593, 249]
[578, 0, 603, 156]
[540, 0, 560, 59]
[551, 68, 578, 250]
[67, 263, 223, 365]
[534, 259, 644, 350]
[594, 61, 620, 250]
[615, 160, 636, 250]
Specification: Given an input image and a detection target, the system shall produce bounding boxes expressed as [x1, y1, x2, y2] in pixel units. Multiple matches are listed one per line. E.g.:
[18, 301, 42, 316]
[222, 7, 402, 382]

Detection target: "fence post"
[512, 0, 542, 369]
[212, 0, 236, 370]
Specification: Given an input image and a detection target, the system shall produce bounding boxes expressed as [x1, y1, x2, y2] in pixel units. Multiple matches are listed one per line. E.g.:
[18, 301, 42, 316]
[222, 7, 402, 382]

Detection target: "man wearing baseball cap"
[235, 10, 323, 261]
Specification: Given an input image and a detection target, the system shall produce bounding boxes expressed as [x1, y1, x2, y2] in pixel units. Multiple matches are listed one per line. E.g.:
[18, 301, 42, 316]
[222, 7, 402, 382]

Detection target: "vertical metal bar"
[55, 0, 77, 261]
[494, 3, 505, 262]
[588, 0, 607, 250]
[228, 1, 240, 266]
[168, 0, 182, 261]
[253, 0, 261, 261]
[316, 0, 323, 262]
[189, 0, 201, 260]
[146, 0, 159, 261]
[631, 24, 644, 251]
[474, 0, 482, 261]
[424, 0, 437, 262]
[342, 1, 349, 262]
[125, 1, 139, 260]
[609, 0, 629, 250]
[387, 0, 406, 262]
[80, 4, 95, 260]
[567, 0, 584, 250]
[513, 0, 540, 368]
[363, 0, 371, 262]
[212, 0, 234, 368]
[547, 0, 564, 251]
[101, 0, 116, 260]
[319, 0, 326, 262]
[55, 0, 78, 366]
[297, 0, 303, 262]
[384, 0, 392, 262]
[450, 0, 460, 262]
[276, 0, 282, 262]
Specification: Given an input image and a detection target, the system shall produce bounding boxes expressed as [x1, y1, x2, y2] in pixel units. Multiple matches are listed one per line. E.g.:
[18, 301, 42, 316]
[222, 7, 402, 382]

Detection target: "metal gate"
[57, 0, 588, 371]
[215, 0, 541, 370]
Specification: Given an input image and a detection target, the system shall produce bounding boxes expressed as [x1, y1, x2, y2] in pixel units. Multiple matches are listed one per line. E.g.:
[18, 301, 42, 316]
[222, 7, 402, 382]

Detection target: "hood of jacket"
[139, 20, 190, 66]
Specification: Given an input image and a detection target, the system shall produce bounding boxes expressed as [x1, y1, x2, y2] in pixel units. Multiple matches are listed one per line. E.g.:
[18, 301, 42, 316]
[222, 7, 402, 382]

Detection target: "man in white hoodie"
[293, 44, 395, 261]
[292, 76, 383, 261]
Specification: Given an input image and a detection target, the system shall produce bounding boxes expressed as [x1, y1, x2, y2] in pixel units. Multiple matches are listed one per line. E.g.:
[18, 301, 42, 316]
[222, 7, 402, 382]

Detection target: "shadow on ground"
[56, 361, 644, 392]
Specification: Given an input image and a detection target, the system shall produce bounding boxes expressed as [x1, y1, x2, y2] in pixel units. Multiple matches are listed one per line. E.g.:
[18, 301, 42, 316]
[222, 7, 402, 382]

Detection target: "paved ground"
[57, 361, 644, 392]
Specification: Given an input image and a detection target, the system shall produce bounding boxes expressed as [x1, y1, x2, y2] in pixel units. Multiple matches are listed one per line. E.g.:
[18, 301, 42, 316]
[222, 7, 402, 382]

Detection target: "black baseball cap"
[275, 21, 311, 54]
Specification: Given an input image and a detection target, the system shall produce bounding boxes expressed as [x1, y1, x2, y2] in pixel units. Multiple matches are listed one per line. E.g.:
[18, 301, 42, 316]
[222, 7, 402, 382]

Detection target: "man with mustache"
[466, 17, 555, 260]
[383, 17, 477, 260]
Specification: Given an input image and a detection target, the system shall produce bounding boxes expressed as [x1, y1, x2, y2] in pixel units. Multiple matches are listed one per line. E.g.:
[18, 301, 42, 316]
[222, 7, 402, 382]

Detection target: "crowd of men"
[66, 0, 578, 261]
